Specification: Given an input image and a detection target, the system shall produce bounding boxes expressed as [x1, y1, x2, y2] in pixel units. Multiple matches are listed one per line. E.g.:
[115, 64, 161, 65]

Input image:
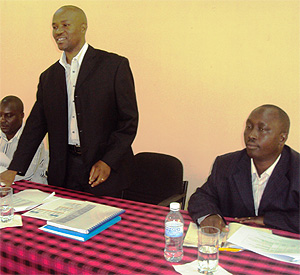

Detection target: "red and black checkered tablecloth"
[1, 181, 299, 274]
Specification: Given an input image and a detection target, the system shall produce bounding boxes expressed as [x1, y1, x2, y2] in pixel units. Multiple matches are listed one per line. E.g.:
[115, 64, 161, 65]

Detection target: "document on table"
[22, 197, 85, 220]
[13, 189, 56, 212]
[183, 222, 198, 247]
[227, 226, 300, 264]
[183, 222, 271, 247]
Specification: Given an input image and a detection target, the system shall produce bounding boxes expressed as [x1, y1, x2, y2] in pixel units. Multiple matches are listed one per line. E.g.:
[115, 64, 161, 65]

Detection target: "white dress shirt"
[251, 155, 281, 216]
[0, 125, 49, 184]
[59, 43, 89, 146]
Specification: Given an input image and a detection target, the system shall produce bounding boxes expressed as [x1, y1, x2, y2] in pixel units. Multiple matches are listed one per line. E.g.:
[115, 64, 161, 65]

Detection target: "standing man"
[188, 105, 299, 233]
[0, 96, 48, 184]
[0, 5, 138, 197]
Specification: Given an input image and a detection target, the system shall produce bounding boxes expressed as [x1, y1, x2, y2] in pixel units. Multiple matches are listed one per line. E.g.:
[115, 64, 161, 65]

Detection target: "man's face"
[244, 107, 286, 162]
[0, 102, 24, 140]
[52, 8, 85, 54]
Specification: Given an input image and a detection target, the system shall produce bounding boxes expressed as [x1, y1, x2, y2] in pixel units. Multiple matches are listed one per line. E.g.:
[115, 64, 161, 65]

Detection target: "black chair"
[122, 152, 188, 210]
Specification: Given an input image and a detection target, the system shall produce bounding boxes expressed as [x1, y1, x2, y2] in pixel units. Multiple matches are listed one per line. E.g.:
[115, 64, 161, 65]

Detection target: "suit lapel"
[54, 62, 68, 111]
[258, 148, 289, 214]
[58, 63, 68, 99]
[76, 45, 97, 90]
[51, 62, 67, 94]
[232, 152, 255, 215]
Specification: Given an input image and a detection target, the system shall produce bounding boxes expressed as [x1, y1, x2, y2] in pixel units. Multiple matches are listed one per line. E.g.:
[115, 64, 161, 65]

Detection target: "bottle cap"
[170, 202, 180, 211]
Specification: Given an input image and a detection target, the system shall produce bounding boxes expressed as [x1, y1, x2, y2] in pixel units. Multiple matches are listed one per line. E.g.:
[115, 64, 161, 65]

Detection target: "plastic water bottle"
[164, 202, 184, 262]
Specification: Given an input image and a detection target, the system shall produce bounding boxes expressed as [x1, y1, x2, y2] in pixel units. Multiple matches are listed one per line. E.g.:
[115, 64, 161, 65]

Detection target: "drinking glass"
[0, 187, 14, 223]
[198, 226, 220, 274]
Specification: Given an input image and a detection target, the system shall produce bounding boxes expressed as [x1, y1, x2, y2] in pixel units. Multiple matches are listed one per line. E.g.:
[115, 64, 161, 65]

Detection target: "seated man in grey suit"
[188, 104, 299, 233]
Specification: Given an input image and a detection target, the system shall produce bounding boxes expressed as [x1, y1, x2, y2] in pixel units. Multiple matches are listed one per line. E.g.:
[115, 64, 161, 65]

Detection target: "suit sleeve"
[8, 76, 48, 175]
[263, 174, 300, 233]
[188, 157, 224, 223]
[14, 142, 47, 183]
[264, 209, 300, 234]
[101, 58, 138, 171]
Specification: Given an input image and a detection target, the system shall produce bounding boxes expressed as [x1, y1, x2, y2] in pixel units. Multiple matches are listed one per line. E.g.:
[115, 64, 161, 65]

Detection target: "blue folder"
[40, 215, 121, 242]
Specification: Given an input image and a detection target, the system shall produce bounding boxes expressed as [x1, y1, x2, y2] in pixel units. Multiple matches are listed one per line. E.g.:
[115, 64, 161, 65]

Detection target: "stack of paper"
[32, 199, 125, 241]
[183, 222, 300, 264]
[183, 222, 198, 247]
[13, 189, 56, 212]
[227, 226, 300, 264]
[18, 194, 124, 242]
[183, 222, 271, 248]
[40, 216, 121, 241]
[46, 200, 124, 233]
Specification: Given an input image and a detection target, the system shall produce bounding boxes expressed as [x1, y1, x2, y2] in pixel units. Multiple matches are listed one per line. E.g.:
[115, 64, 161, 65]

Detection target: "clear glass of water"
[198, 226, 220, 274]
[0, 187, 14, 223]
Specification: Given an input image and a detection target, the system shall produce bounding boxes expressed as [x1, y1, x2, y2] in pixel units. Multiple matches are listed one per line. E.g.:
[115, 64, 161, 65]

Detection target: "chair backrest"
[123, 152, 186, 207]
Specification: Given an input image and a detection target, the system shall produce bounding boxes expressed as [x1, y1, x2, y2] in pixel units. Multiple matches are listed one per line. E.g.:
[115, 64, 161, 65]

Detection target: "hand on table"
[200, 214, 228, 233]
[0, 170, 17, 187]
[89, 160, 111, 187]
[235, 216, 265, 226]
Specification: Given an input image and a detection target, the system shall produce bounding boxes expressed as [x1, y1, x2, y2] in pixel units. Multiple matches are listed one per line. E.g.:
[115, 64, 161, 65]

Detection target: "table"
[1, 181, 299, 275]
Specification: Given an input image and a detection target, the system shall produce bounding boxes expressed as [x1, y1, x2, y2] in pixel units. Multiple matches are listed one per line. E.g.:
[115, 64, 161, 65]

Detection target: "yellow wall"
[1, 0, 299, 207]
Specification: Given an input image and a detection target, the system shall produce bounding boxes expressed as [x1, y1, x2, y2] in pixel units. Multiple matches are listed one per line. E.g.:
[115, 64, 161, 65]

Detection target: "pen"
[219, 247, 243, 252]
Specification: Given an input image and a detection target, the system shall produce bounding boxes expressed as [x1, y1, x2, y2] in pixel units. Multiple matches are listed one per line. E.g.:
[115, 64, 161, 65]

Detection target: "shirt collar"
[59, 43, 89, 68]
[251, 154, 281, 179]
[0, 124, 24, 143]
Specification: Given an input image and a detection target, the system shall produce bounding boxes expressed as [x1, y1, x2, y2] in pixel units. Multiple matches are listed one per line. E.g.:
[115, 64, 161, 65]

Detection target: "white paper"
[227, 222, 271, 238]
[13, 189, 56, 212]
[183, 222, 198, 247]
[22, 197, 85, 220]
[173, 260, 232, 275]
[183, 222, 230, 248]
[183, 222, 270, 248]
[227, 226, 300, 264]
[0, 214, 22, 229]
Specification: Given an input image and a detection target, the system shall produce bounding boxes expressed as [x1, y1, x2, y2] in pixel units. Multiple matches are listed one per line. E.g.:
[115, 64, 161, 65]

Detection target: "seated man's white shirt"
[0, 125, 49, 184]
[251, 155, 280, 216]
[0, 152, 10, 168]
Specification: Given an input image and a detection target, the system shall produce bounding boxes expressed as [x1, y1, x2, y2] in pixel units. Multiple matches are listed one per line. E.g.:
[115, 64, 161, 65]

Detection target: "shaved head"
[251, 104, 290, 134]
[1, 95, 24, 113]
[55, 5, 87, 25]
[0, 96, 24, 140]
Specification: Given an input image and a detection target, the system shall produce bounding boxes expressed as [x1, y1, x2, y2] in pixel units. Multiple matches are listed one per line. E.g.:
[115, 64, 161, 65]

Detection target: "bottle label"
[165, 221, 183, 237]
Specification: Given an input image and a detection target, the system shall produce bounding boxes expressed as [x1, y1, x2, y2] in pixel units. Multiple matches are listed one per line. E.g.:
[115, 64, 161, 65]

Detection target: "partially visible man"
[188, 104, 299, 233]
[0, 96, 48, 184]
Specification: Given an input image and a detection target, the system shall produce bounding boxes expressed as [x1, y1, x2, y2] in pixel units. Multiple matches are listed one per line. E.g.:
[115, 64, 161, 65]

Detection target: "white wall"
[1, 0, 299, 208]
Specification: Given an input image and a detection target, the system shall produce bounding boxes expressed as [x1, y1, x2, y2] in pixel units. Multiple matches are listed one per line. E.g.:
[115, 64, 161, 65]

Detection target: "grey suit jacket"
[188, 145, 300, 233]
[9, 46, 138, 196]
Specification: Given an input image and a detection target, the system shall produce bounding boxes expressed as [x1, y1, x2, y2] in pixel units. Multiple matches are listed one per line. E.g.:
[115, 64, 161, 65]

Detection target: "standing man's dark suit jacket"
[188, 145, 300, 233]
[9, 46, 139, 196]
